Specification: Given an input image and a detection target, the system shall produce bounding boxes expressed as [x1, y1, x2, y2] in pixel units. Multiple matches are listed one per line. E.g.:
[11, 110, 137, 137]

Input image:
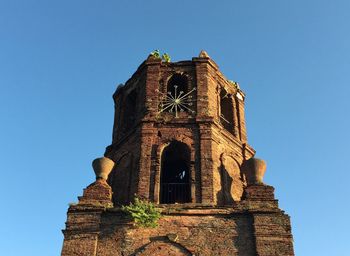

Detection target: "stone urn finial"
[199, 50, 210, 58]
[241, 157, 267, 185]
[92, 157, 115, 180]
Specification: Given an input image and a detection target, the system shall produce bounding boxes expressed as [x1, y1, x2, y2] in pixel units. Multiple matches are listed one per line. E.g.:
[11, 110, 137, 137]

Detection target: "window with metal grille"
[160, 141, 191, 204]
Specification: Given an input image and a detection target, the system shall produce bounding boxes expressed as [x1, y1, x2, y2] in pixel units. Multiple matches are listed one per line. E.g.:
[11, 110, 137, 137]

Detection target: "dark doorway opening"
[160, 141, 191, 204]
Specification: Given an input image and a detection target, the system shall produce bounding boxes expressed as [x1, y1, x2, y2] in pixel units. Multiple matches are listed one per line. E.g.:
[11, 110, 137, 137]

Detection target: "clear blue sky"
[1, 1, 349, 255]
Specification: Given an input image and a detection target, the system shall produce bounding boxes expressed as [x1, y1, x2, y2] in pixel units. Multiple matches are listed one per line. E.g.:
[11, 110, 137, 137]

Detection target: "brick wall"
[61, 54, 294, 255]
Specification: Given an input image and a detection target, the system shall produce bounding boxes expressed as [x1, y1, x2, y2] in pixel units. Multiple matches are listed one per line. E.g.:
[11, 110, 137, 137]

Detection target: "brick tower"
[61, 51, 294, 256]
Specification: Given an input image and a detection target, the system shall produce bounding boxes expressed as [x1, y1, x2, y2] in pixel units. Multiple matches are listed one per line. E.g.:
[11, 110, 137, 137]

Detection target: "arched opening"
[220, 89, 234, 134]
[160, 141, 191, 204]
[167, 74, 188, 97]
[135, 240, 192, 256]
[123, 90, 137, 132]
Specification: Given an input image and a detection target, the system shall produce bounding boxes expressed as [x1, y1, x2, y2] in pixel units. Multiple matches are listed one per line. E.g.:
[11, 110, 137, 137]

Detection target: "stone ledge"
[242, 184, 276, 201]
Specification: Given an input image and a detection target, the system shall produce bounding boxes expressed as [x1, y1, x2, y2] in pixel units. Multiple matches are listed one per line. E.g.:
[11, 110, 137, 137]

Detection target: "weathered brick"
[61, 53, 294, 255]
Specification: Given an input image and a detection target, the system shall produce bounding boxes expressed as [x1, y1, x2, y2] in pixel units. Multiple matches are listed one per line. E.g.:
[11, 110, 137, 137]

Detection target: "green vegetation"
[150, 50, 171, 63]
[161, 53, 171, 63]
[228, 80, 240, 89]
[150, 49, 160, 58]
[122, 197, 161, 228]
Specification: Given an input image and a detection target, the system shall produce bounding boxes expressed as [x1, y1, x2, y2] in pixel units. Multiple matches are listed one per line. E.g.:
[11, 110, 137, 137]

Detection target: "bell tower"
[61, 51, 295, 256]
[105, 50, 254, 206]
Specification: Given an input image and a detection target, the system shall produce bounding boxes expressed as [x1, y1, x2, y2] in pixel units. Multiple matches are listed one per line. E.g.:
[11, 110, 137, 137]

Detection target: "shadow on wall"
[108, 152, 134, 206]
[216, 163, 234, 205]
[234, 214, 257, 256]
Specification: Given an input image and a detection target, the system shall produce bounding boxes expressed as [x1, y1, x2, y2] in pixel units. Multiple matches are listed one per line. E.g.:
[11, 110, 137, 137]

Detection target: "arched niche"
[220, 89, 234, 134]
[216, 153, 244, 204]
[108, 152, 133, 205]
[160, 140, 191, 204]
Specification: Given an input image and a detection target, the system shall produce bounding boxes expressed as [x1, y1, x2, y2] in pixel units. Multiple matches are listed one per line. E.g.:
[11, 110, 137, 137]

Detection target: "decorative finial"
[199, 50, 210, 58]
[241, 158, 267, 185]
[92, 157, 115, 180]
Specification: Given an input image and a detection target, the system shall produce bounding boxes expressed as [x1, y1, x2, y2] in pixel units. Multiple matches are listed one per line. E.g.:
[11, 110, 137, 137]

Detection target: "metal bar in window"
[220, 114, 231, 124]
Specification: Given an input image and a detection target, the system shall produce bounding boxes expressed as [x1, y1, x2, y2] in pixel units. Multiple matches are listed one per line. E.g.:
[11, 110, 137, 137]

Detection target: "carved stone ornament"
[92, 157, 115, 180]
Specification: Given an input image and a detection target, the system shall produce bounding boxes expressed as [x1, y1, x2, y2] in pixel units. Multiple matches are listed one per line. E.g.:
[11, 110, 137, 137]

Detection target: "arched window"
[167, 74, 188, 97]
[160, 141, 191, 204]
[123, 90, 137, 131]
[220, 89, 234, 134]
[158, 73, 195, 117]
